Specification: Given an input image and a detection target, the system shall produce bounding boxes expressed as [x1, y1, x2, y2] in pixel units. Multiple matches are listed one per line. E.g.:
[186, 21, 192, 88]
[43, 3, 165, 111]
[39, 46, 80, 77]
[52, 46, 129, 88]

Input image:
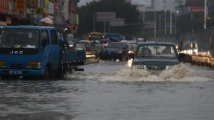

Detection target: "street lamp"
[204, 0, 207, 29]
[175, 11, 179, 34]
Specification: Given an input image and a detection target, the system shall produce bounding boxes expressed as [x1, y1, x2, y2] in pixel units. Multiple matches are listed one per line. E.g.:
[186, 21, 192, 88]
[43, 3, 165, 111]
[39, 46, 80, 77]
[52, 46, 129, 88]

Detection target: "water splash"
[68, 63, 211, 82]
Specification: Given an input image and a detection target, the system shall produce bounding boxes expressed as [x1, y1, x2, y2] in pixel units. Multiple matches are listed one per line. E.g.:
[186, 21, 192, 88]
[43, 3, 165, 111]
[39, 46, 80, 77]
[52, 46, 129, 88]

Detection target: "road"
[0, 60, 214, 120]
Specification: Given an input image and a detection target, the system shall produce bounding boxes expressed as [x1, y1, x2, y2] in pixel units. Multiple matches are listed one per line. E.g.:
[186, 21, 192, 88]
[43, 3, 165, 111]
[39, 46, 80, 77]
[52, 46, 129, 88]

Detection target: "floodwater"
[0, 61, 214, 120]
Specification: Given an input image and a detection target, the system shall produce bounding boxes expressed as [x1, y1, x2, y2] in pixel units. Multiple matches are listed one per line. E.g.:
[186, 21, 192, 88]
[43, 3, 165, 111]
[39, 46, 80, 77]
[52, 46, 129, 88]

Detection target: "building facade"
[0, 0, 79, 26]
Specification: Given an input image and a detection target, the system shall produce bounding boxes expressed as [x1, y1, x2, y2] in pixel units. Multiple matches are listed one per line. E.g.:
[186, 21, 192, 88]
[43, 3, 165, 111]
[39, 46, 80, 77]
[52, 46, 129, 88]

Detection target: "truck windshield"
[136, 44, 177, 58]
[0, 29, 40, 48]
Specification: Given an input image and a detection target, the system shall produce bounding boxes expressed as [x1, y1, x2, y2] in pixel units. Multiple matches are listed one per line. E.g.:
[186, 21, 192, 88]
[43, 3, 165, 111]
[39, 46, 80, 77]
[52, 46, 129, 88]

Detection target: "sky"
[77, 0, 151, 7]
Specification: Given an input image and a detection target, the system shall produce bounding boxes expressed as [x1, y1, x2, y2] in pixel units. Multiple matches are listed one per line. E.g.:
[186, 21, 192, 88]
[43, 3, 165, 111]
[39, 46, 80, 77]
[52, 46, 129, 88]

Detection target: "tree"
[76, 0, 140, 38]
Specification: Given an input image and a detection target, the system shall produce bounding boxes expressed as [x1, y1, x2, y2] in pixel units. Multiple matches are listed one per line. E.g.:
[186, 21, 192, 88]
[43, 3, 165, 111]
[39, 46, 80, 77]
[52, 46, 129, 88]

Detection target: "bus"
[87, 32, 105, 41]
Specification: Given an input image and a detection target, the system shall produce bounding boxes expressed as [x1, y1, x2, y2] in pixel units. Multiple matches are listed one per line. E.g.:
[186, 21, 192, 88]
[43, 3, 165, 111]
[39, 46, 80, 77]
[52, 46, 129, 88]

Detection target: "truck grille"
[9, 64, 25, 69]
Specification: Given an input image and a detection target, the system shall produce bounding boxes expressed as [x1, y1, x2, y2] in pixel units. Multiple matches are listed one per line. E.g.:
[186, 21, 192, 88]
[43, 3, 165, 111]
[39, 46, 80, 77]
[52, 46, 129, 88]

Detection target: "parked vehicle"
[0, 26, 85, 80]
[105, 42, 129, 61]
[132, 42, 184, 70]
[78, 40, 99, 61]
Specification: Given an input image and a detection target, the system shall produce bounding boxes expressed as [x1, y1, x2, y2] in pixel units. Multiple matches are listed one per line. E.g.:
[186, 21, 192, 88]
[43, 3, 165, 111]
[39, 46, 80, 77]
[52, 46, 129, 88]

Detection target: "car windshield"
[136, 44, 177, 58]
[107, 43, 124, 49]
[0, 29, 39, 48]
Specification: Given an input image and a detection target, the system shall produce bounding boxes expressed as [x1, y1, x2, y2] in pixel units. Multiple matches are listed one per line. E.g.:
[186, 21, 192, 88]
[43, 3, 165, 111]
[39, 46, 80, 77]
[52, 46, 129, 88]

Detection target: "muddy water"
[0, 62, 214, 120]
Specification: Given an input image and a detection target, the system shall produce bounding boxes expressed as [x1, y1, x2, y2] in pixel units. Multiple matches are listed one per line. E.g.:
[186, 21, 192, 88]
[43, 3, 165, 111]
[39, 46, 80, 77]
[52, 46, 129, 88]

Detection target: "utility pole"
[175, 12, 177, 34]
[143, 11, 145, 34]
[165, 10, 166, 35]
[104, 22, 106, 33]
[170, 0, 172, 34]
[159, 15, 161, 30]
[109, 23, 110, 33]
[204, 0, 207, 29]
[154, 11, 156, 39]
[93, 13, 96, 32]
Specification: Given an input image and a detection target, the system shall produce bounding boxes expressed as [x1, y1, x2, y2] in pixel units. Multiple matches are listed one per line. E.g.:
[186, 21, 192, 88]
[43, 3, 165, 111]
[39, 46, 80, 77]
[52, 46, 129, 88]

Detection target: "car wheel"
[120, 54, 124, 61]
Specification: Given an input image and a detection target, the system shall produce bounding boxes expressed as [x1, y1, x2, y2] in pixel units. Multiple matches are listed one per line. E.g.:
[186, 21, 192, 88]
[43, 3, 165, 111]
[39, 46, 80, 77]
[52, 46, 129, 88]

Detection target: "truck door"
[50, 30, 60, 70]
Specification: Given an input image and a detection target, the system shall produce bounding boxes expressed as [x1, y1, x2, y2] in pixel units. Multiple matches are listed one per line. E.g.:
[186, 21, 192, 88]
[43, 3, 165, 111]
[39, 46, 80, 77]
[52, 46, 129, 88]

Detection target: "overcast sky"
[77, 0, 151, 7]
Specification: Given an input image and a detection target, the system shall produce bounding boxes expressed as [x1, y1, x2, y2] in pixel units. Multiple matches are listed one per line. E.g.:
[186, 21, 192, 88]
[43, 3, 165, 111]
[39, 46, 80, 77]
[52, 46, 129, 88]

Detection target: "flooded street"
[0, 61, 214, 120]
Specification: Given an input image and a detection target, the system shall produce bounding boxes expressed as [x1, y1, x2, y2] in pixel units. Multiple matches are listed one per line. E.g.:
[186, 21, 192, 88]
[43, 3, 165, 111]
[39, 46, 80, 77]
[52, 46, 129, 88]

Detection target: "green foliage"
[76, 0, 140, 37]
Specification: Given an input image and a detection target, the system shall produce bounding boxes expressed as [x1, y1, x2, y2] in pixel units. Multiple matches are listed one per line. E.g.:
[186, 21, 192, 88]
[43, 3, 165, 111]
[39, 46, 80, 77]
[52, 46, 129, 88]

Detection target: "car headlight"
[117, 50, 122, 53]
[26, 62, 41, 69]
[128, 50, 134, 54]
[0, 61, 7, 68]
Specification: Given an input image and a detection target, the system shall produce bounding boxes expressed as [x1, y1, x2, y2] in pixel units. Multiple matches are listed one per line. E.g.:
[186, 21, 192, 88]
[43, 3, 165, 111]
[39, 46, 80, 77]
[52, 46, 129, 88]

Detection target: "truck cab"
[0, 26, 65, 79]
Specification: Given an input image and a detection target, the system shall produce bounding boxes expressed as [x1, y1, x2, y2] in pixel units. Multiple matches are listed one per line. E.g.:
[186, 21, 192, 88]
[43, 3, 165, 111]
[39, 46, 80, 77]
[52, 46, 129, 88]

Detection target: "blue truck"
[104, 33, 122, 41]
[0, 26, 85, 79]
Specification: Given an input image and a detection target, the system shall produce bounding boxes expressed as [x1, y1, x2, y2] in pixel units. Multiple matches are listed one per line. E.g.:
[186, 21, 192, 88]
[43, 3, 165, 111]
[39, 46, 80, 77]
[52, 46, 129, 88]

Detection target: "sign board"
[0, 0, 9, 14]
[96, 12, 115, 22]
[44, 0, 49, 14]
[6, 17, 11, 24]
[166, 23, 175, 28]
[110, 18, 124, 26]
[15, 0, 26, 11]
[191, 7, 204, 13]
[30, 0, 37, 8]
[35, 8, 43, 15]
[70, 2, 74, 11]
[144, 21, 155, 29]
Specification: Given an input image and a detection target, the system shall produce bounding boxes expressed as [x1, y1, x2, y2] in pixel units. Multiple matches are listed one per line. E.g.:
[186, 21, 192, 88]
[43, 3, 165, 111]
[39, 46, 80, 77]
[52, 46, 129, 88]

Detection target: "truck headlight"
[0, 61, 7, 68]
[26, 62, 41, 69]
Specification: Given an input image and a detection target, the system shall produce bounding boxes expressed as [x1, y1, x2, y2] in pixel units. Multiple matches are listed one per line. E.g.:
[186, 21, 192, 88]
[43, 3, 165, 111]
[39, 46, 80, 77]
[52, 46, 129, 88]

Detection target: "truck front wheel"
[42, 67, 50, 80]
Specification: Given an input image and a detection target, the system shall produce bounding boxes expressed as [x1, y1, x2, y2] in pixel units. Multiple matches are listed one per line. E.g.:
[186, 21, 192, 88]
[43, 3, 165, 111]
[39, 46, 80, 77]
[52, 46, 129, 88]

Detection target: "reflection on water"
[68, 63, 211, 82]
[0, 62, 214, 120]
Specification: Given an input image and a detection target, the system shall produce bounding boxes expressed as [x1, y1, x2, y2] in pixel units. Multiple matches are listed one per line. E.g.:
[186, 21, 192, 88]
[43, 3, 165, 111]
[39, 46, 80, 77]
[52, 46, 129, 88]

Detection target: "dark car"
[105, 42, 129, 61]
[132, 42, 185, 70]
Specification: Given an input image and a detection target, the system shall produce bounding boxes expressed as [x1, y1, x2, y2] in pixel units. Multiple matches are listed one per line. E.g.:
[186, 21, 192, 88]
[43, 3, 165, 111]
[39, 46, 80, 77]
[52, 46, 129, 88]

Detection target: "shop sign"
[54, 2, 58, 13]
[191, 7, 204, 13]
[49, 1, 54, 15]
[15, 0, 26, 11]
[30, 0, 37, 8]
[44, 0, 49, 14]
[0, 0, 9, 14]
[35, 8, 43, 15]
[69, 11, 72, 23]
[6, 17, 11, 24]
[70, 2, 74, 11]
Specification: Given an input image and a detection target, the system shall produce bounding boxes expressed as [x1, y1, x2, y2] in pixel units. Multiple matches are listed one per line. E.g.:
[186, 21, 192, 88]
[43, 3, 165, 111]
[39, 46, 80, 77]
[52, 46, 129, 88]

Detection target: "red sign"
[191, 7, 204, 13]
[69, 11, 72, 23]
[70, 2, 74, 11]
[54, 2, 58, 13]
[0, 0, 9, 14]
[15, 0, 26, 11]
